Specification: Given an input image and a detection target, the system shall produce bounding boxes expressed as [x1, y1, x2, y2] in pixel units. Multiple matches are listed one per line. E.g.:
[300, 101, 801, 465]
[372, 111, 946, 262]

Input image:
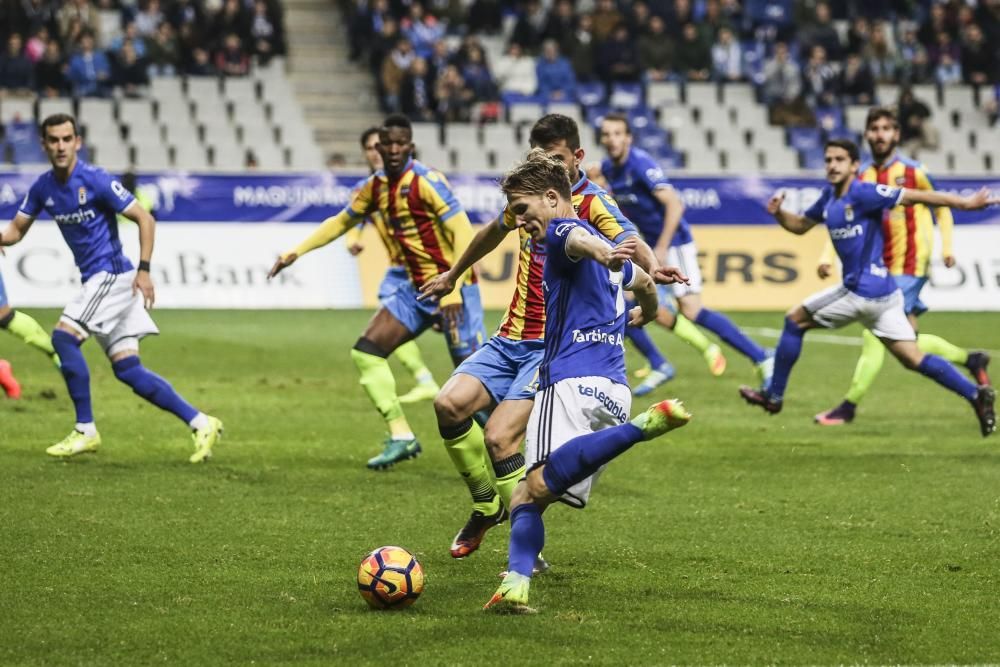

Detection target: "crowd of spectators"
[347, 0, 1000, 126]
[0, 0, 286, 99]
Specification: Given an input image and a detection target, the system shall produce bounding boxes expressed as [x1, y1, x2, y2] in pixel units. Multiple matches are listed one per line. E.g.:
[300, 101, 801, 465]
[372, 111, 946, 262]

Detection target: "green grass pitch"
[2, 309, 999, 665]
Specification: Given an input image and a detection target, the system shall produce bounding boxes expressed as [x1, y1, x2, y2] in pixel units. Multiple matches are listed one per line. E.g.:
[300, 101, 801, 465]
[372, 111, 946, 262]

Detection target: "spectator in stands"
[935, 52, 962, 86]
[249, 0, 284, 64]
[763, 41, 811, 125]
[803, 45, 838, 107]
[543, 0, 576, 56]
[639, 15, 675, 83]
[212, 0, 249, 53]
[591, 0, 624, 43]
[468, 0, 503, 35]
[25, 27, 48, 63]
[114, 39, 149, 96]
[597, 22, 640, 83]
[459, 41, 497, 101]
[169, 0, 205, 44]
[427, 38, 452, 84]
[627, 1, 651, 38]
[0, 33, 34, 93]
[134, 0, 164, 38]
[35, 39, 70, 97]
[746, 0, 794, 42]
[978, 0, 1000, 46]
[960, 24, 996, 86]
[536, 39, 576, 101]
[711, 25, 743, 82]
[675, 22, 711, 81]
[862, 22, 898, 83]
[147, 21, 180, 77]
[369, 17, 399, 78]
[798, 1, 842, 62]
[510, 0, 546, 53]
[58, 0, 101, 45]
[839, 52, 875, 104]
[898, 28, 931, 85]
[494, 42, 536, 96]
[671, 0, 695, 37]
[846, 16, 870, 55]
[17, 0, 60, 46]
[185, 46, 216, 76]
[929, 29, 960, 74]
[917, 2, 949, 50]
[215, 31, 249, 76]
[700, 0, 733, 42]
[435, 63, 473, 122]
[63, 17, 87, 50]
[898, 86, 938, 155]
[111, 22, 148, 60]
[401, 2, 443, 59]
[67, 30, 111, 96]
[380, 37, 414, 111]
[401, 57, 436, 121]
[567, 12, 596, 81]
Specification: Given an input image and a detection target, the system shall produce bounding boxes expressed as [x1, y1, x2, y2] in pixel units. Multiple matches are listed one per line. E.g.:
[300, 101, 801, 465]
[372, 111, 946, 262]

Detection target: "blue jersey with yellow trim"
[600, 147, 692, 247]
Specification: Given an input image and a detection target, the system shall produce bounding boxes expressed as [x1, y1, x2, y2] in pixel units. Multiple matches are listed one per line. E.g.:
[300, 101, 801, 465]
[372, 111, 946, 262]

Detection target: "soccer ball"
[357, 546, 424, 610]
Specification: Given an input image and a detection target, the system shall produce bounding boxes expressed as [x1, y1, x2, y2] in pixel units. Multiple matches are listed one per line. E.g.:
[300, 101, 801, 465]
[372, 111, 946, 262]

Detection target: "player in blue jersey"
[600, 114, 773, 391]
[0, 114, 224, 459]
[482, 151, 692, 614]
[740, 139, 996, 437]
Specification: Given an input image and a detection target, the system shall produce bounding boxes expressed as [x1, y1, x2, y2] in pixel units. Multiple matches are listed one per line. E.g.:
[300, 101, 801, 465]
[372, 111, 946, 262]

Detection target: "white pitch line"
[743, 326, 1000, 356]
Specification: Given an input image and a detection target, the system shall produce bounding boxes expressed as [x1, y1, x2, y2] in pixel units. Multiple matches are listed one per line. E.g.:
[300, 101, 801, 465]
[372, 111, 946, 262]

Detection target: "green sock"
[672, 314, 712, 354]
[844, 329, 886, 405]
[393, 340, 435, 385]
[444, 420, 500, 514]
[4, 311, 58, 364]
[350, 348, 413, 438]
[917, 333, 968, 364]
[492, 453, 526, 512]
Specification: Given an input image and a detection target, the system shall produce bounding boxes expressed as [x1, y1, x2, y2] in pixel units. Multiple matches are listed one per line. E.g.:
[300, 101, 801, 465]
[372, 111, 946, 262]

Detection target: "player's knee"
[524, 469, 552, 505]
[483, 423, 520, 460]
[898, 349, 923, 370]
[509, 480, 532, 510]
[112, 355, 142, 381]
[433, 391, 470, 426]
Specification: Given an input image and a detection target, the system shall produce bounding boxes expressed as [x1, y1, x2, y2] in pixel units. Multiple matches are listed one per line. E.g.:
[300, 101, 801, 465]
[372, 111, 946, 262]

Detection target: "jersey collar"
[872, 151, 899, 172]
[571, 169, 588, 195]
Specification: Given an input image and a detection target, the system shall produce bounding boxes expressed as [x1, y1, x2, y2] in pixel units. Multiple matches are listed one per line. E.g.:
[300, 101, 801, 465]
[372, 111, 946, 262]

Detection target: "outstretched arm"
[627, 264, 659, 327]
[768, 190, 818, 235]
[0, 212, 37, 248]
[565, 228, 638, 268]
[267, 209, 358, 278]
[899, 186, 997, 211]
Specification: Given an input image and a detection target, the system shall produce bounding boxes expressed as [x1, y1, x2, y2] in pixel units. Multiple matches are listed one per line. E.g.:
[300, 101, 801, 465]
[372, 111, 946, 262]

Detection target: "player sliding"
[599, 113, 773, 390]
[268, 115, 486, 469]
[0, 114, 223, 459]
[420, 114, 650, 561]
[813, 108, 990, 425]
[740, 139, 996, 437]
[344, 127, 440, 405]
[481, 151, 691, 614]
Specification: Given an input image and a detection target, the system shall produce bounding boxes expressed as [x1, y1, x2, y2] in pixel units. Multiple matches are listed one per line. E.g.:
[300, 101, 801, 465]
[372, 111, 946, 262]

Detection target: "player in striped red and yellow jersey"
[269, 115, 486, 469]
[344, 127, 439, 405]
[420, 114, 660, 561]
[814, 107, 990, 426]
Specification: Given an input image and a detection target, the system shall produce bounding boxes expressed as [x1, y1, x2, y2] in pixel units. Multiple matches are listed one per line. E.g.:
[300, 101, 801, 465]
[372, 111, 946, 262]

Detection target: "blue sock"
[508, 504, 545, 578]
[624, 326, 667, 369]
[112, 356, 200, 425]
[51, 330, 93, 424]
[694, 308, 767, 363]
[917, 354, 978, 401]
[542, 423, 644, 495]
[768, 317, 805, 402]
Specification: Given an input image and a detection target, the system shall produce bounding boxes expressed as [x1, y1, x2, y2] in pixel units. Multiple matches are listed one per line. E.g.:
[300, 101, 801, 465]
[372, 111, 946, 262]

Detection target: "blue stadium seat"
[609, 83, 644, 110]
[627, 107, 656, 131]
[576, 82, 607, 108]
[5, 122, 46, 164]
[788, 127, 822, 152]
[814, 106, 845, 132]
[800, 146, 826, 170]
[584, 105, 610, 128]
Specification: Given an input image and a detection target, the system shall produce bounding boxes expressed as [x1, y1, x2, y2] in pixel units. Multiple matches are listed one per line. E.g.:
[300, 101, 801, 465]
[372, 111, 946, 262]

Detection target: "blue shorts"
[655, 285, 677, 314]
[378, 265, 410, 302]
[0, 267, 7, 309]
[453, 335, 544, 403]
[894, 275, 928, 316]
[384, 281, 486, 359]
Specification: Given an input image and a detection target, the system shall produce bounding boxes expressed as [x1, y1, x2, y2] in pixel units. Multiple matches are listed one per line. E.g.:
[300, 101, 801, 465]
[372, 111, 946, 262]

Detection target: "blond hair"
[500, 148, 573, 200]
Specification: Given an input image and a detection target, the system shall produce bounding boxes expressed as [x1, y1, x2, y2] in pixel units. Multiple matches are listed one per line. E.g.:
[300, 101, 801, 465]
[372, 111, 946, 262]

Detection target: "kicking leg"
[0, 305, 59, 366]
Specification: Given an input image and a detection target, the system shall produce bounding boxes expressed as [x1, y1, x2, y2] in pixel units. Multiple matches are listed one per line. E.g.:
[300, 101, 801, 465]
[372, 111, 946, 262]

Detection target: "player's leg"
[440, 283, 488, 368]
[394, 340, 439, 403]
[679, 292, 771, 374]
[483, 397, 533, 512]
[624, 302, 675, 396]
[0, 302, 59, 367]
[47, 321, 100, 456]
[654, 296, 726, 376]
[815, 329, 885, 425]
[0, 358, 21, 398]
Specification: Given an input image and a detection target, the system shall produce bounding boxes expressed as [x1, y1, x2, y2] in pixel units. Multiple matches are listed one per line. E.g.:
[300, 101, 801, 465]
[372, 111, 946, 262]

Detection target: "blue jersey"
[600, 148, 692, 247]
[19, 160, 136, 281]
[539, 217, 637, 389]
[804, 179, 903, 298]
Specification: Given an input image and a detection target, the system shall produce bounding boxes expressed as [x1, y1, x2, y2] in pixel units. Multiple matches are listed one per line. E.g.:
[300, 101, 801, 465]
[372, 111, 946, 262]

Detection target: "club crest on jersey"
[78, 187, 87, 205]
[844, 205, 854, 222]
[399, 185, 411, 198]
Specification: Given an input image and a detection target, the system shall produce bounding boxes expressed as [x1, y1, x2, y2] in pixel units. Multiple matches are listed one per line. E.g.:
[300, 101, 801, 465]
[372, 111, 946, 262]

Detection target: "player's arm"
[267, 203, 366, 279]
[915, 168, 956, 267]
[565, 227, 638, 268]
[652, 186, 684, 259]
[346, 221, 365, 256]
[817, 238, 836, 279]
[420, 214, 510, 301]
[119, 201, 157, 308]
[768, 190, 819, 235]
[898, 186, 996, 211]
[0, 212, 37, 249]
[439, 210, 476, 310]
[626, 263, 659, 327]
[589, 191, 658, 271]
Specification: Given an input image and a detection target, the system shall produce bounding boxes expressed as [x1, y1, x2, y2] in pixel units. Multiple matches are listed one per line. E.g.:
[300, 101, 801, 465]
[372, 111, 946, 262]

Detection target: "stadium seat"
[732, 104, 769, 130]
[720, 82, 756, 106]
[414, 142, 451, 169]
[722, 149, 760, 173]
[800, 146, 826, 170]
[210, 143, 247, 169]
[547, 102, 583, 125]
[490, 144, 524, 169]
[482, 123, 518, 151]
[172, 142, 210, 170]
[509, 102, 545, 125]
[287, 144, 324, 171]
[91, 142, 130, 171]
[672, 128, 707, 154]
[151, 76, 184, 101]
[788, 127, 822, 152]
[79, 98, 115, 127]
[38, 98, 74, 121]
[941, 85, 976, 112]
[0, 97, 35, 124]
[249, 141, 285, 170]
[876, 83, 899, 106]
[647, 81, 681, 108]
[918, 150, 952, 174]
[912, 83, 938, 107]
[845, 105, 870, 132]
[133, 143, 171, 170]
[760, 145, 800, 171]
[814, 107, 845, 132]
[411, 122, 442, 148]
[576, 82, 606, 107]
[684, 149, 721, 172]
[750, 125, 786, 149]
[609, 83, 643, 109]
[685, 82, 719, 108]
[4, 121, 44, 163]
[186, 76, 223, 101]
[118, 99, 155, 129]
[224, 78, 259, 104]
[453, 144, 490, 172]
[707, 125, 748, 150]
[445, 123, 480, 147]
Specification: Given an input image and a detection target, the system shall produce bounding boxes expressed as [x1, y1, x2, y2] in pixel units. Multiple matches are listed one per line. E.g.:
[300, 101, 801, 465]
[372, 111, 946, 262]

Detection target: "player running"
[813, 107, 991, 425]
[345, 127, 439, 405]
[482, 151, 691, 614]
[268, 115, 486, 470]
[0, 114, 223, 459]
[0, 266, 61, 371]
[740, 139, 996, 437]
[420, 114, 649, 560]
[600, 113, 773, 390]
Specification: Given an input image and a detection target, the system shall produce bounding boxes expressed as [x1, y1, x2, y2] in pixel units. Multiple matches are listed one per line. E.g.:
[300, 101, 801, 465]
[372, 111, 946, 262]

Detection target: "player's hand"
[958, 187, 997, 210]
[817, 262, 833, 279]
[607, 237, 638, 270]
[652, 266, 690, 286]
[440, 302, 464, 331]
[767, 190, 786, 217]
[943, 255, 956, 268]
[133, 270, 155, 309]
[628, 305, 656, 327]
[347, 242, 364, 256]
[267, 252, 297, 280]
[419, 271, 456, 302]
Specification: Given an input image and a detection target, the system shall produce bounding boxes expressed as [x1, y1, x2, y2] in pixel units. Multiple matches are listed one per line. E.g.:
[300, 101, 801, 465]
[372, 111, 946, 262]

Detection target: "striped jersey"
[497, 171, 637, 341]
[348, 176, 406, 267]
[346, 159, 474, 288]
[859, 153, 953, 277]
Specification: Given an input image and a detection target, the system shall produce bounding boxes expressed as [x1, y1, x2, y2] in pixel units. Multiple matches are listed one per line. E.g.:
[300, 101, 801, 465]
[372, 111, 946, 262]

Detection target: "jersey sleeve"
[589, 191, 638, 243]
[855, 181, 903, 214]
[802, 189, 829, 223]
[636, 156, 673, 194]
[546, 219, 586, 274]
[621, 259, 637, 289]
[17, 179, 45, 218]
[95, 169, 137, 213]
[419, 170, 464, 222]
[500, 205, 518, 230]
[345, 177, 377, 217]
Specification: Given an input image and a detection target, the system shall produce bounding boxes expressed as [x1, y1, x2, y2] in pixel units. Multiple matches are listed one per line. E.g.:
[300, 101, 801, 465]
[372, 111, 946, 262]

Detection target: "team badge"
[78, 187, 87, 205]
[844, 205, 854, 222]
[399, 185, 410, 198]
